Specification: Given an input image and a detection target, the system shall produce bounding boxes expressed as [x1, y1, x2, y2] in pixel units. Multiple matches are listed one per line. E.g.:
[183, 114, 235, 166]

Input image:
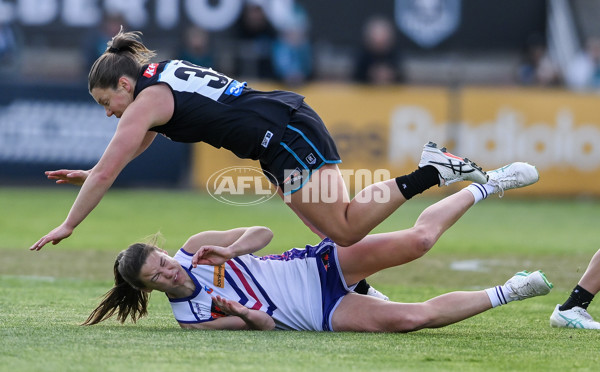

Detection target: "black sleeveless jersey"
[134, 60, 305, 161]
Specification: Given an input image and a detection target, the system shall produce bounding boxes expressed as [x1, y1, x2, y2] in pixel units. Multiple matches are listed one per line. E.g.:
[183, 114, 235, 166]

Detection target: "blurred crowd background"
[3, 0, 598, 89]
[1, 0, 599, 196]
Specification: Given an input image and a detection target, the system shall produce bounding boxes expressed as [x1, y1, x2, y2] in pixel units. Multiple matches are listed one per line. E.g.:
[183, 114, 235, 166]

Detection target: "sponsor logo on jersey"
[261, 131, 273, 148]
[305, 153, 316, 165]
[213, 264, 225, 288]
[224, 80, 246, 96]
[204, 285, 214, 294]
[320, 252, 330, 271]
[193, 303, 205, 318]
[211, 301, 228, 319]
[143, 63, 159, 78]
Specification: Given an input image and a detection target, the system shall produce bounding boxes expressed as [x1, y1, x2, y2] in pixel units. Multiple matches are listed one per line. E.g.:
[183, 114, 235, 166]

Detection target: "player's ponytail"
[88, 26, 156, 91]
[82, 246, 151, 326]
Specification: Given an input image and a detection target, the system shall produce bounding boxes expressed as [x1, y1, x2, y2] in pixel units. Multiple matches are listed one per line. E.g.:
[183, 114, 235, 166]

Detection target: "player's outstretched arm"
[45, 132, 156, 187]
[30, 85, 172, 251]
[30, 118, 149, 251]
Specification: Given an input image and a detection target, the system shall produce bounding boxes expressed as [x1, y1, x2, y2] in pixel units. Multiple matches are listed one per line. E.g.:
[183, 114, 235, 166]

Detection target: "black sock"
[559, 285, 595, 311]
[395, 166, 440, 200]
[353, 279, 370, 295]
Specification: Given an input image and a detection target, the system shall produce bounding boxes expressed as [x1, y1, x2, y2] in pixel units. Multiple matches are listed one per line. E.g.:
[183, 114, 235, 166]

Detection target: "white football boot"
[419, 141, 488, 186]
[503, 270, 553, 301]
[486, 162, 540, 197]
[550, 304, 600, 329]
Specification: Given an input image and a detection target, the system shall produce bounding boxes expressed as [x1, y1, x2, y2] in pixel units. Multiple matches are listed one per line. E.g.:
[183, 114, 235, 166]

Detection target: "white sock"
[465, 183, 495, 204]
[485, 285, 513, 307]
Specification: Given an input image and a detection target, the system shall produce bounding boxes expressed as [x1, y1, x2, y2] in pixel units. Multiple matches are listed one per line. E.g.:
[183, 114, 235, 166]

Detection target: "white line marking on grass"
[0, 275, 57, 282]
[449, 258, 533, 272]
[450, 259, 488, 272]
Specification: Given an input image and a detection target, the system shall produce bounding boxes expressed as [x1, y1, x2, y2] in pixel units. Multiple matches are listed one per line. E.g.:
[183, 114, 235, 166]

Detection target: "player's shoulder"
[173, 248, 194, 265]
[136, 81, 172, 98]
[134, 61, 171, 97]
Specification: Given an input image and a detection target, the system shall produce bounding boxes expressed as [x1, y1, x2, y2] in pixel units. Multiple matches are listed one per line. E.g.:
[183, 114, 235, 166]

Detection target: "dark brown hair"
[82, 243, 156, 326]
[88, 27, 156, 92]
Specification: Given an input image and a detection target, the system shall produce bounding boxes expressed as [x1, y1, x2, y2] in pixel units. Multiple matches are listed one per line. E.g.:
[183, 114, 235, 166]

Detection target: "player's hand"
[45, 169, 90, 186]
[192, 245, 232, 267]
[30, 224, 73, 251]
[212, 295, 248, 317]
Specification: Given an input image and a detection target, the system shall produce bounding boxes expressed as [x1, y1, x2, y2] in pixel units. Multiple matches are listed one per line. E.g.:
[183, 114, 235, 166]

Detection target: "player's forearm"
[63, 171, 115, 229]
[228, 226, 273, 258]
[238, 309, 275, 330]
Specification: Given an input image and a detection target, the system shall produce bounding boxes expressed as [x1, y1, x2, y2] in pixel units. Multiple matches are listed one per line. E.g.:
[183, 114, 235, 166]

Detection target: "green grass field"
[1, 187, 600, 371]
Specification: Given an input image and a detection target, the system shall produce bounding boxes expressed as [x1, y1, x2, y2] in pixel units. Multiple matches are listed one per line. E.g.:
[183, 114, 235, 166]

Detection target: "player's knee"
[415, 235, 435, 256]
[405, 227, 435, 259]
[393, 311, 432, 332]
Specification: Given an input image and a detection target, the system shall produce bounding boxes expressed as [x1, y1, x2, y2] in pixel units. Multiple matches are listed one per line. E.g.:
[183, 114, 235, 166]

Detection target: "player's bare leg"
[337, 189, 475, 285]
[285, 142, 488, 247]
[333, 270, 552, 332]
[286, 164, 406, 247]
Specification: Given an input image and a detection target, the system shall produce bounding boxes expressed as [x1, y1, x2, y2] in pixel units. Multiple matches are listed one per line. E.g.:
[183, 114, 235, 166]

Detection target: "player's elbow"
[256, 226, 274, 244]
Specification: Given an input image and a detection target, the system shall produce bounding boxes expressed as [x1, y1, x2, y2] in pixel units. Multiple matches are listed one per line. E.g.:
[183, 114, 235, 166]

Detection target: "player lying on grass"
[550, 249, 600, 329]
[84, 163, 553, 332]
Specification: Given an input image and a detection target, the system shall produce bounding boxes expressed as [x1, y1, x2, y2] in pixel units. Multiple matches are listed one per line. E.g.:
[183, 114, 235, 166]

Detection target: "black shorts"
[260, 102, 341, 195]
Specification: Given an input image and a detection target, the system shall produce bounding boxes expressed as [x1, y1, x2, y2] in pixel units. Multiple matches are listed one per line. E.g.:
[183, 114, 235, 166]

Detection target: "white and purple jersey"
[168, 238, 350, 331]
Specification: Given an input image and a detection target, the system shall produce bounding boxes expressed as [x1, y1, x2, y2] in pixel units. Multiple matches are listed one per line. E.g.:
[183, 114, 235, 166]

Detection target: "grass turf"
[2, 276, 599, 372]
[1, 187, 600, 371]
